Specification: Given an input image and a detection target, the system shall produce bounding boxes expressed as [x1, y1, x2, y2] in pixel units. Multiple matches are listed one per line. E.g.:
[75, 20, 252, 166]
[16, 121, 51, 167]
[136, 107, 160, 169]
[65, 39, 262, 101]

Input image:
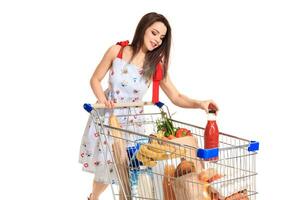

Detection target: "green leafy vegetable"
[156, 112, 176, 137]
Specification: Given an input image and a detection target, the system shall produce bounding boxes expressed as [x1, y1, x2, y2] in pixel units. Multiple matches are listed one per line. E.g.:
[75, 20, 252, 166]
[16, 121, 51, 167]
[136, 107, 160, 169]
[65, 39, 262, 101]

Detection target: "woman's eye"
[152, 31, 157, 36]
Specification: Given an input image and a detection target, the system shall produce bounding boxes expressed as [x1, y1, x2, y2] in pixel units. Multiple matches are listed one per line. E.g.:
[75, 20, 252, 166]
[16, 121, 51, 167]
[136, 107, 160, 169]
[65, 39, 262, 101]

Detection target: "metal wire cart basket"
[83, 102, 259, 200]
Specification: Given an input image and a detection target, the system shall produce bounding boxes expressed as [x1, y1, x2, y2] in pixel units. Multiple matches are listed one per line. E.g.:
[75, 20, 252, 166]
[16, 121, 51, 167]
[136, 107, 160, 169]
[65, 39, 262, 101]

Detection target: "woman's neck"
[140, 45, 148, 54]
[131, 47, 146, 65]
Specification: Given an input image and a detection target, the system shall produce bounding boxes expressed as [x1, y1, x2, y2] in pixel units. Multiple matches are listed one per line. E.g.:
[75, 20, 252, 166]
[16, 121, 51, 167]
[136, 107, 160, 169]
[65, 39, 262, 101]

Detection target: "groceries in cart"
[83, 102, 259, 200]
[155, 111, 193, 140]
[127, 111, 250, 199]
[167, 159, 250, 200]
[135, 137, 186, 167]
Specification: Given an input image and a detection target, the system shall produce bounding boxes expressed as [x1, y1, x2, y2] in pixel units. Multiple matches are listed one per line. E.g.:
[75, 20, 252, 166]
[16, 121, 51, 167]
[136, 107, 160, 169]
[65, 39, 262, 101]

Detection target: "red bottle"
[204, 104, 219, 161]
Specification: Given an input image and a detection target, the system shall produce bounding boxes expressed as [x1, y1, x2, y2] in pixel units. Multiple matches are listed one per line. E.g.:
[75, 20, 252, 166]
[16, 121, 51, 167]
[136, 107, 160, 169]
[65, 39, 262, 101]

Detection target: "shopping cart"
[83, 102, 259, 200]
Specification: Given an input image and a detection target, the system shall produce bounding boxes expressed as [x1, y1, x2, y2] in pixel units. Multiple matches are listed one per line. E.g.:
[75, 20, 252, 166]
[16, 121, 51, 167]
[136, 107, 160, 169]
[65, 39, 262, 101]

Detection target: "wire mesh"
[89, 106, 258, 200]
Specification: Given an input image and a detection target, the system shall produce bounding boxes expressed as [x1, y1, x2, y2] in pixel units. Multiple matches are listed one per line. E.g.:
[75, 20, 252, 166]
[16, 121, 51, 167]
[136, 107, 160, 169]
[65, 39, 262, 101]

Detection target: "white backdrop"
[0, 0, 299, 199]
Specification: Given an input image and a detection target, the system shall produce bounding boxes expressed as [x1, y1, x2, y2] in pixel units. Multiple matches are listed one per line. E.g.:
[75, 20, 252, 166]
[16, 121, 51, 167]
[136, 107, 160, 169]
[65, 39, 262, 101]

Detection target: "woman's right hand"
[97, 99, 115, 109]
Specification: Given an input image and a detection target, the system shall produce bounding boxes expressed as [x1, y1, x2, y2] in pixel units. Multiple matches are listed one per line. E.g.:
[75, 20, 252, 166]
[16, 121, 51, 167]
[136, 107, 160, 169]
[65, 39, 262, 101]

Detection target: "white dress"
[79, 57, 151, 183]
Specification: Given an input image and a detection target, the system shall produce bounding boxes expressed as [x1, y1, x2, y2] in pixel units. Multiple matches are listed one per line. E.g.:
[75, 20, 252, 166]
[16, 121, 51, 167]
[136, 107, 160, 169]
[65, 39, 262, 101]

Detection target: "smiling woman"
[130, 12, 171, 80]
[144, 22, 167, 51]
[79, 12, 219, 200]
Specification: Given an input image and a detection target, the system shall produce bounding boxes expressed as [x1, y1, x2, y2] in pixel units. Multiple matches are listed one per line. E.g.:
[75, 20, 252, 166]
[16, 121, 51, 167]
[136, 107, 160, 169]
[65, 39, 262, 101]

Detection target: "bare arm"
[90, 45, 121, 108]
[160, 74, 218, 112]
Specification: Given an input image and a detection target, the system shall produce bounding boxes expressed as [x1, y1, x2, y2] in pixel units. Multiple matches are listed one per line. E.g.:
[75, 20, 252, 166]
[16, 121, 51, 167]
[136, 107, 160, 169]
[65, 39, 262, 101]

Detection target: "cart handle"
[83, 101, 165, 112]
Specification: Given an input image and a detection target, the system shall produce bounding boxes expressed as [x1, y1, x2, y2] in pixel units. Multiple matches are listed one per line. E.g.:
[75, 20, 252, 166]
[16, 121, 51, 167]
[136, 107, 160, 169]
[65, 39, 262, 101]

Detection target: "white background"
[0, 0, 299, 199]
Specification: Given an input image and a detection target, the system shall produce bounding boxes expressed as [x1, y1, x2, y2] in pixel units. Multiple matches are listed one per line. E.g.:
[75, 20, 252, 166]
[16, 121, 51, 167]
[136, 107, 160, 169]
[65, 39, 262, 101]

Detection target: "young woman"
[79, 12, 219, 200]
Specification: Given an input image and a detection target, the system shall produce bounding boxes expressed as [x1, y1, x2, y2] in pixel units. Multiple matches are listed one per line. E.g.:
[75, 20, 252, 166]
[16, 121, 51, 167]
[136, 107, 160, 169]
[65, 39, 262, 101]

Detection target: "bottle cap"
[208, 103, 217, 113]
[208, 110, 216, 114]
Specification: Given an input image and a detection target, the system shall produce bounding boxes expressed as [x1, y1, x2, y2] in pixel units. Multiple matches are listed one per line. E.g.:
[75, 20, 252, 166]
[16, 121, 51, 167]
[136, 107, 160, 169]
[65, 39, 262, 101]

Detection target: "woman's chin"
[148, 46, 156, 51]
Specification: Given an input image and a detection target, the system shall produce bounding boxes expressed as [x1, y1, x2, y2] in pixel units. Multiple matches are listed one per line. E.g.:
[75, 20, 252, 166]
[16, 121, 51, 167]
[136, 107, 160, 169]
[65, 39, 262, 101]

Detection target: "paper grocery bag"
[173, 172, 210, 200]
[171, 136, 204, 173]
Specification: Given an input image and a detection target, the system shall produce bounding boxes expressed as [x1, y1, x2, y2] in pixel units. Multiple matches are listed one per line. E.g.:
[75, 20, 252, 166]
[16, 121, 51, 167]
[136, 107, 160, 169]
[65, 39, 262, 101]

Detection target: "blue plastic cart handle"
[197, 148, 219, 159]
[83, 103, 93, 113]
[248, 141, 259, 152]
[155, 101, 164, 108]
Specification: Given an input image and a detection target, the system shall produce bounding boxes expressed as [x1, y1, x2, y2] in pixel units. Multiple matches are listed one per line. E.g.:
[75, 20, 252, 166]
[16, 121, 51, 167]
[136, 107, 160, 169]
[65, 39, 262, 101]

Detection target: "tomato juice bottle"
[204, 104, 219, 161]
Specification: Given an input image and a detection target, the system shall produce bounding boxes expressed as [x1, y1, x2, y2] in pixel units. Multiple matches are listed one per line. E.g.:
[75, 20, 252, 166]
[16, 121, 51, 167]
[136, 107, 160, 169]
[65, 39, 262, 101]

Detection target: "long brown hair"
[131, 12, 172, 80]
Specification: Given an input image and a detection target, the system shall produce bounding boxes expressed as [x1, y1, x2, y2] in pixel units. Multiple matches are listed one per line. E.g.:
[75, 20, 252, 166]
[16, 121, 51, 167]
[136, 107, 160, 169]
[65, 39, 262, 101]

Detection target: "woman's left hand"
[199, 100, 219, 113]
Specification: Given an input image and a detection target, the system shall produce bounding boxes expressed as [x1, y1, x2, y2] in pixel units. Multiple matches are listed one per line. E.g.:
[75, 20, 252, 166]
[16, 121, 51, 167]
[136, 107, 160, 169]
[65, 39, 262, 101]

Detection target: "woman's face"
[143, 21, 167, 51]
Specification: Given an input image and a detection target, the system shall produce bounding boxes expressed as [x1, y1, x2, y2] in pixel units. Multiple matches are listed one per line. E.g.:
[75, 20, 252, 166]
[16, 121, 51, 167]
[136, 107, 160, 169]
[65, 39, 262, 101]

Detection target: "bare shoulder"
[122, 46, 133, 60]
[105, 44, 133, 61]
[106, 44, 122, 59]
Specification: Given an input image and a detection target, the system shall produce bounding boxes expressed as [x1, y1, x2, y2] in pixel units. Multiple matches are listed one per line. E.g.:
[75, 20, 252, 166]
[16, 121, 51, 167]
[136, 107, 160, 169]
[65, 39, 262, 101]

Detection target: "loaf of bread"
[163, 164, 176, 200]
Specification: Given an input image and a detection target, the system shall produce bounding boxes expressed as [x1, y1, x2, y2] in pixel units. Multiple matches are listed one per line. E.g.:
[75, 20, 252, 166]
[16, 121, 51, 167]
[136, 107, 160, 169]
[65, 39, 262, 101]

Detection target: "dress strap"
[152, 61, 164, 103]
[116, 40, 129, 59]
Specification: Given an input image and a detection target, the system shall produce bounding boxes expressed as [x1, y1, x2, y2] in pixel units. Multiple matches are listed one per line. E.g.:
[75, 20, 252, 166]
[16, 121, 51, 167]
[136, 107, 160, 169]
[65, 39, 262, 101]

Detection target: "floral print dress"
[79, 56, 151, 183]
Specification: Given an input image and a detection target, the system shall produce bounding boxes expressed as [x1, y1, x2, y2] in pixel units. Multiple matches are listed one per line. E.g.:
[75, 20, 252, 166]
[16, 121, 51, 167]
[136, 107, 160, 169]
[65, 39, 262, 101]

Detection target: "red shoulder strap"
[152, 62, 164, 104]
[116, 40, 129, 59]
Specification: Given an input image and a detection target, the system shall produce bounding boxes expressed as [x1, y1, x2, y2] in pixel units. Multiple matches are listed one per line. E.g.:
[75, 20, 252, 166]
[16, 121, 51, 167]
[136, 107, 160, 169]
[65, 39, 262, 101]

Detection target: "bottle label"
[207, 113, 216, 121]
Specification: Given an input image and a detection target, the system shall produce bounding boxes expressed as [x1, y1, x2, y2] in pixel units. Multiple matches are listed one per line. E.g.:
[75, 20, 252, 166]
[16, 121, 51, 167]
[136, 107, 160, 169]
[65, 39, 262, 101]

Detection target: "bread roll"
[163, 164, 176, 200]
[174, 159, 196, 177]
[199, 168, 223, 183]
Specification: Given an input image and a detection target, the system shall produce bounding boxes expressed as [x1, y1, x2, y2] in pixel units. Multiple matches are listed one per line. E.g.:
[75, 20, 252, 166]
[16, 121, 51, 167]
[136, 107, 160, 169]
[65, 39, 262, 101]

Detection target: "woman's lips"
[150, 41, 157, 48]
